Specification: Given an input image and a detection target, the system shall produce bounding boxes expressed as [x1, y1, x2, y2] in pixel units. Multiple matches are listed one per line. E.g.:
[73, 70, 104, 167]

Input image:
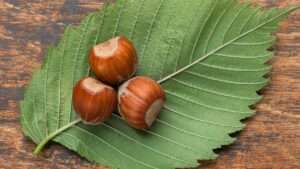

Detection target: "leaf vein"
[111, 114, 207, 155]
[112, 0, 126, 37]
[203, 1, 233, 54]
[139, 0, 165, 63]
[163, 105, 243, 128]
[214, 52, 272, 59]
[185, 71, 267, 85]
[129, 0, 146, 39]
[199, 62, 270, 72]
[75, 126, 160, 169]
[222, 3, 249, 43]
[156, 119, 232, 143]
[170, 78, 260, 100]
[102, 123, 190, 163]
[165, 90, 250, 114]
[158, 6, 295, 84]
[69, 16, 94, 122]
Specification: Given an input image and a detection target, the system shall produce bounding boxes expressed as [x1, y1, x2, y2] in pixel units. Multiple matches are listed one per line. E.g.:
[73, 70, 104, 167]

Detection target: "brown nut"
[89, 36, 137, 86]
[118, 76, 166, 129]
[72, 77, 117, 125]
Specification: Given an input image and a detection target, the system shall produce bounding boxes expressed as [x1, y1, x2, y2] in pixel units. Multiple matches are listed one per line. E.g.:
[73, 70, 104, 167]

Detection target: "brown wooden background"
[0, 0, 299, 169]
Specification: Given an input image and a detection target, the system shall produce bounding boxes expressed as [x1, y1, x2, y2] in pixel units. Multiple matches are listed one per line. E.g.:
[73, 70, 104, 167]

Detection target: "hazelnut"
[72, 77, 117, 125]
[118, 76, 166, 129]
[89, 36, 137, 86]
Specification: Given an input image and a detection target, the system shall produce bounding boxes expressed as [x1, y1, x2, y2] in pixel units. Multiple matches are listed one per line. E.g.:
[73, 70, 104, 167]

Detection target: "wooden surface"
[0, 0, 299, 169]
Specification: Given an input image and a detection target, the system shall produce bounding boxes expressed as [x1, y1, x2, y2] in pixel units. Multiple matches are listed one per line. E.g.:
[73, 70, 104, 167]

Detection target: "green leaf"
[20, 0, 298, 168]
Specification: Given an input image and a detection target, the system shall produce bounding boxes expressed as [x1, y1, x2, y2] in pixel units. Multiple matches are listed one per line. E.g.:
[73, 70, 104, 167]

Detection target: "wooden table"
[0, 0, 299, 169]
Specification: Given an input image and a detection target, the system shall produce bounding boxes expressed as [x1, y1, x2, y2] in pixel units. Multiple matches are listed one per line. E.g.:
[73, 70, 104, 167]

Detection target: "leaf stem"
[33, 119, 82, 155]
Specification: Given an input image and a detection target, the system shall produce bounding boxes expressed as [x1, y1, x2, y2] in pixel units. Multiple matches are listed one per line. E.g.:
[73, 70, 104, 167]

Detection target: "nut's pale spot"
[117, 78, 133, 103]
[145, 99, 164, 127]
[94, 37, 119, 57]
[83, 78, 105, 93]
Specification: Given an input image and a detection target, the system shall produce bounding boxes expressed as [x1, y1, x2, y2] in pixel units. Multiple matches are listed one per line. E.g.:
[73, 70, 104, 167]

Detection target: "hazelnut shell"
[118, 76, 165, 129]
[72, 77, 117, 124]
[89, 36, 137, 86]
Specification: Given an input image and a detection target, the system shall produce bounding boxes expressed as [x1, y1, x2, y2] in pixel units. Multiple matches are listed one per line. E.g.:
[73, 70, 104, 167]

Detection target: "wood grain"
[0, 0, 299, 169]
